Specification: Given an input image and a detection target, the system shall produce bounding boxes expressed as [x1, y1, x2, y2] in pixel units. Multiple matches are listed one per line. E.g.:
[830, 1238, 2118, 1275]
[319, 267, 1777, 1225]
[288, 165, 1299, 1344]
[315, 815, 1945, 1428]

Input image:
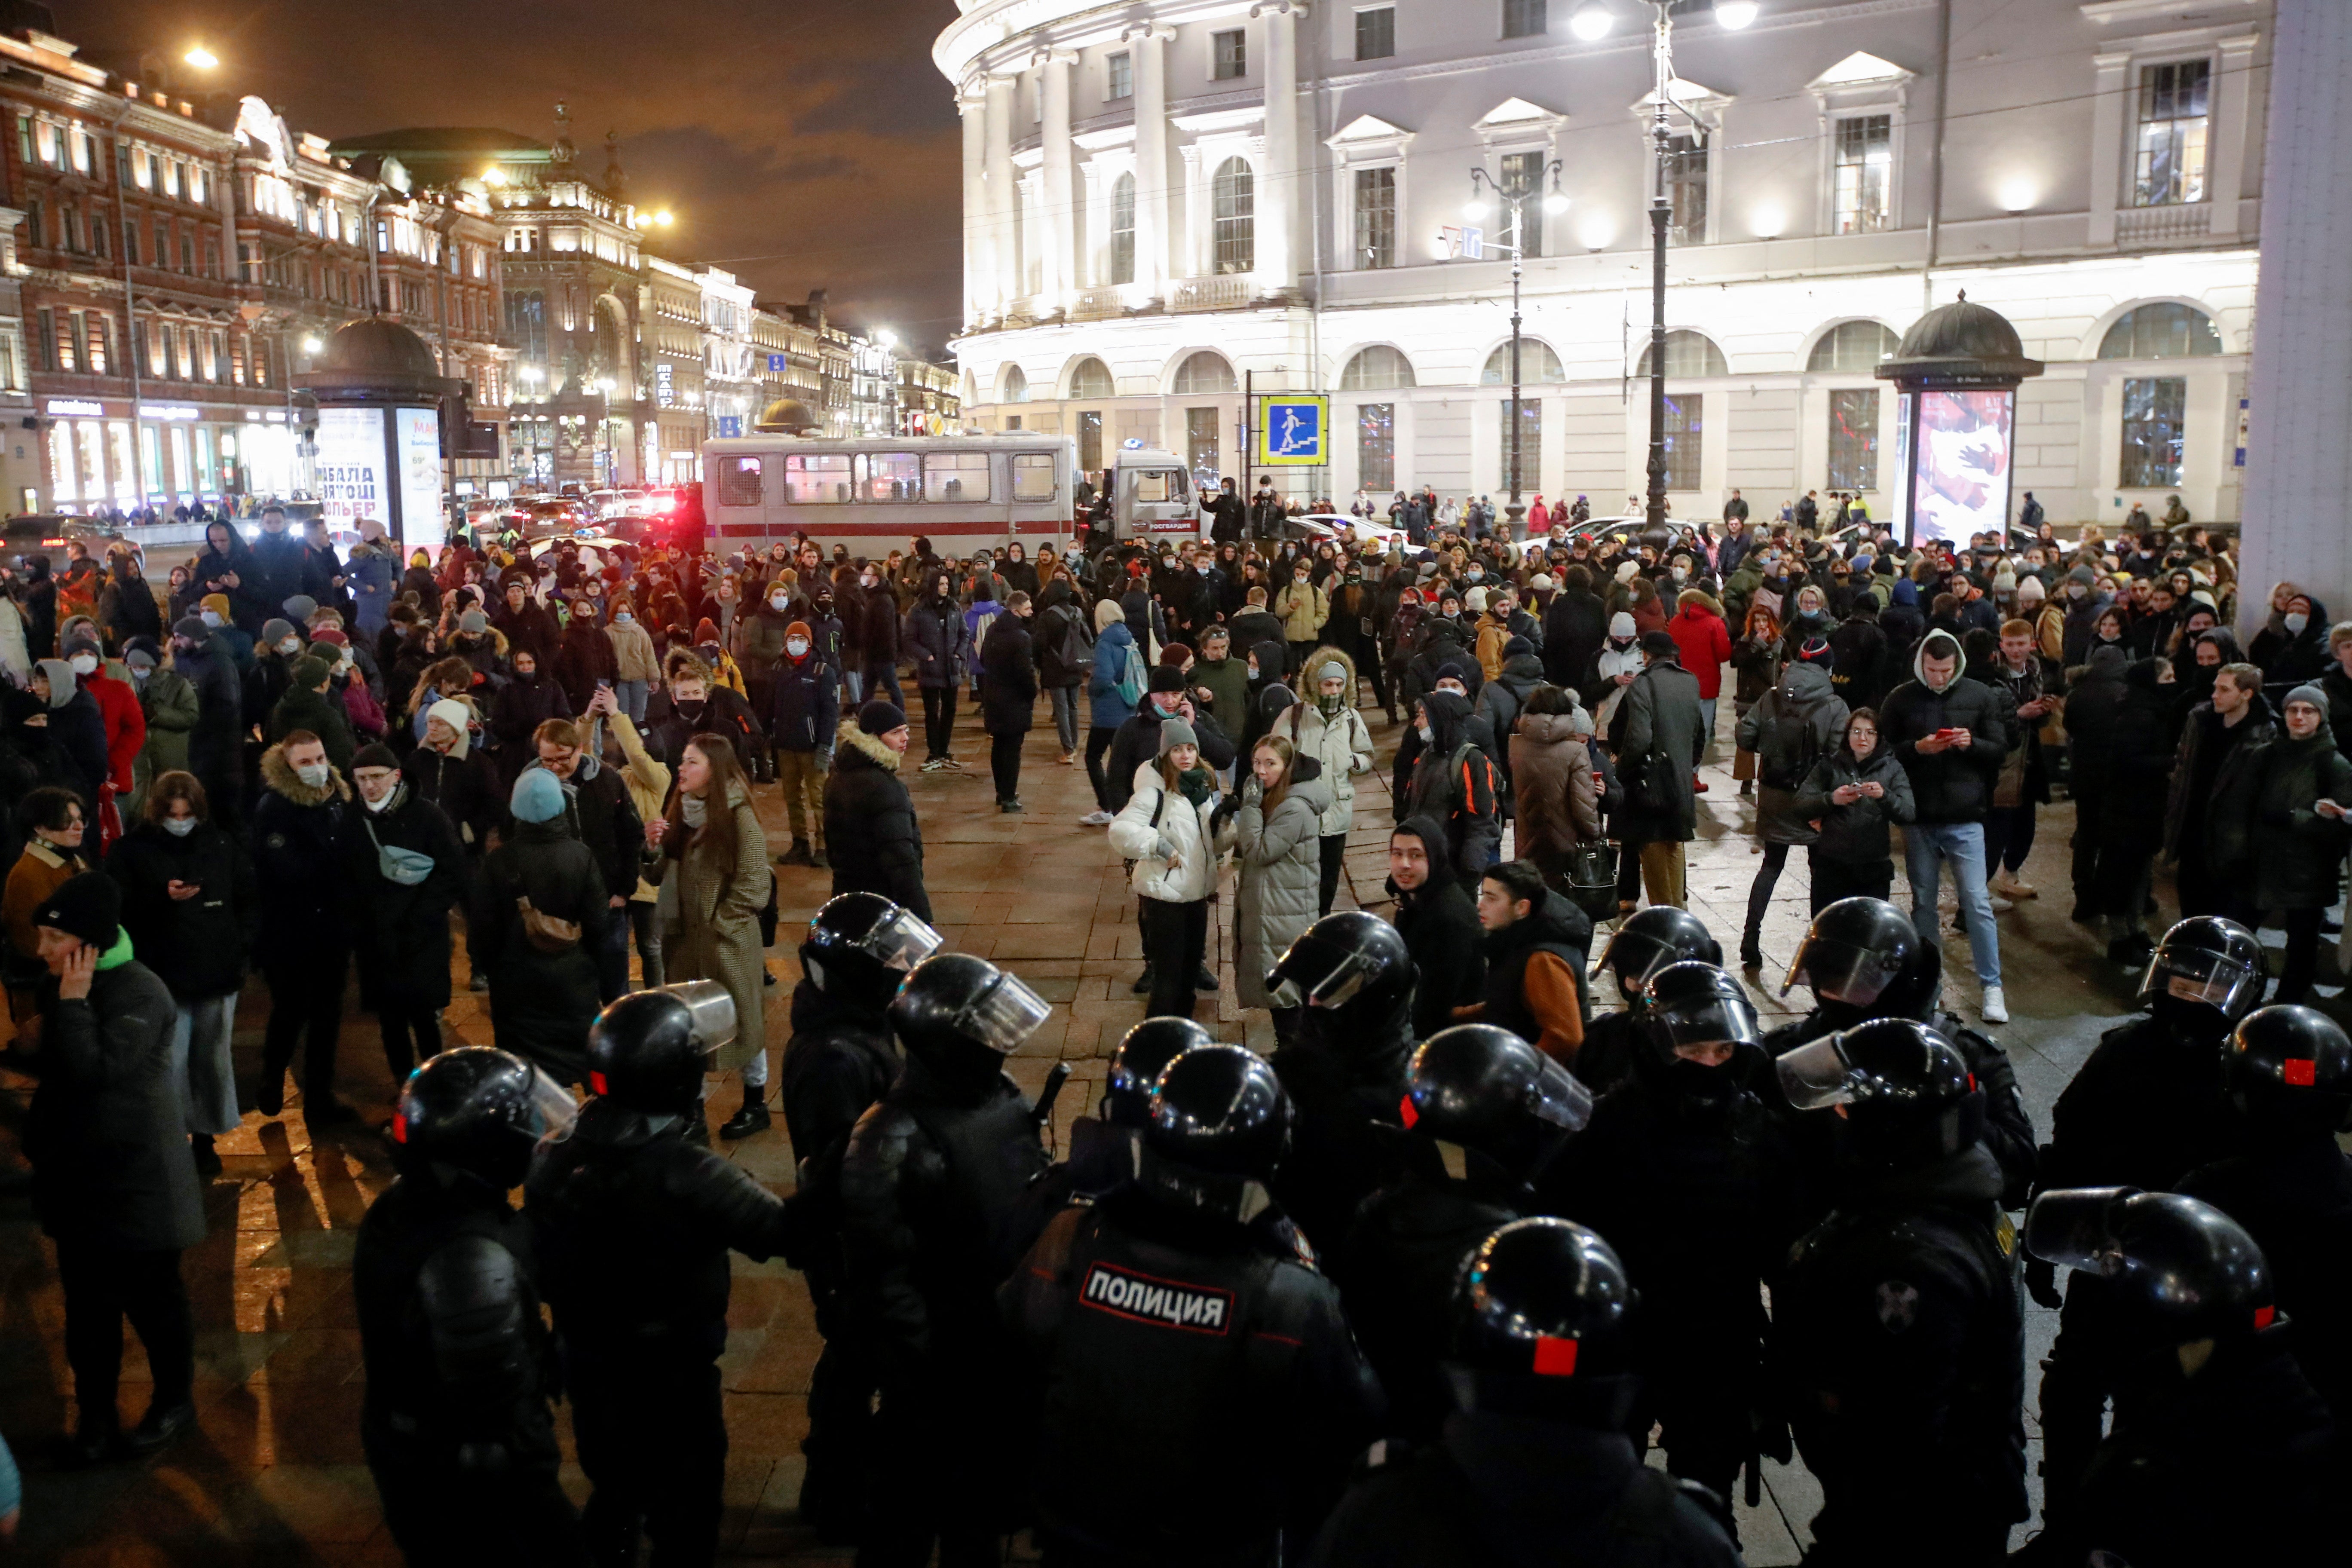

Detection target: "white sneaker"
[1989, 895, 2015, 914]
[921, 757, 949, 773]
[1079, 809, 1112, 826]
[1979, 985, 2009, 1026]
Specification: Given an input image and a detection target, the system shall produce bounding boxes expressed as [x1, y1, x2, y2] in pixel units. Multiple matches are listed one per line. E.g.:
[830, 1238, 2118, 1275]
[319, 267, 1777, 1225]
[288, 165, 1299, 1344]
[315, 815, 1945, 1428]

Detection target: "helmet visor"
[1598, 928, 1680, 998]
[956, 971, 1053, 1054]
[862, 907, 946, 974]
[2141, 947, 2260, 1017]
[1266, 942, 1375, 1011]
[1775, 1033, 1859, 1111]
[1648, 991, 1763, 1053]
[661, 979, 738, 1059]
[1528, 1055, 1597, 1133]
[1782, 934, 1899, 1006]
[2022, 1186, 2138, 1273]
[526, 1066, 583, 1148]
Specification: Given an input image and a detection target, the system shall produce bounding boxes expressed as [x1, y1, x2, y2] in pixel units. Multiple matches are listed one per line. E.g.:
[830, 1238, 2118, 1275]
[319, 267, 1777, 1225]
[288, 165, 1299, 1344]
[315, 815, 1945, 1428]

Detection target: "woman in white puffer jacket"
[1108, 718, 1231, 1020]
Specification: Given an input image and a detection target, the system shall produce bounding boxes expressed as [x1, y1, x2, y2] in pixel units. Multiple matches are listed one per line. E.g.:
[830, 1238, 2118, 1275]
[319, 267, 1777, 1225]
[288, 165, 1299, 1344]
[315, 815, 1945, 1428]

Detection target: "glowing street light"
[652, 210, 675, 227]
[301, 335, 323, 354]
[1570, 6, 1612, 40]
[184, 46, 219, 69]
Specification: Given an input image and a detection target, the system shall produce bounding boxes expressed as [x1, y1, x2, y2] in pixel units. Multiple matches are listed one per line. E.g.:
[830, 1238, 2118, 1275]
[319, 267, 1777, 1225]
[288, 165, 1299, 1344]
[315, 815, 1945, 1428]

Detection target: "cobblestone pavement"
[0, 693, 2338, 1564]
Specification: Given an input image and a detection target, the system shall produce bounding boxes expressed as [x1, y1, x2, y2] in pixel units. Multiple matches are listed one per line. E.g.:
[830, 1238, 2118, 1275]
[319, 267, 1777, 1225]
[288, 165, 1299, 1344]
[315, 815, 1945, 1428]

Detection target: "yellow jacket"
[604, 711, 673, 902]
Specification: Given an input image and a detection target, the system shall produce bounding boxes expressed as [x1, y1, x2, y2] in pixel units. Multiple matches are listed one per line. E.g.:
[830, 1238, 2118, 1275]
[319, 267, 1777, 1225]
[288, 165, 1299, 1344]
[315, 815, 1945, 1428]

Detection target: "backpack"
[1051, 605, 1094, 677]
[1760, 699, 1826, 791]
[1111, 640, 1145, 707]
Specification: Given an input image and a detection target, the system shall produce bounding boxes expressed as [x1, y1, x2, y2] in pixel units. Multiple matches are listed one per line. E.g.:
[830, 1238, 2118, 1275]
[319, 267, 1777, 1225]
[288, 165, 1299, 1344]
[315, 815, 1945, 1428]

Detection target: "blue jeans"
[615, 679, 649, 725]
[1903, 821, 2001, 987]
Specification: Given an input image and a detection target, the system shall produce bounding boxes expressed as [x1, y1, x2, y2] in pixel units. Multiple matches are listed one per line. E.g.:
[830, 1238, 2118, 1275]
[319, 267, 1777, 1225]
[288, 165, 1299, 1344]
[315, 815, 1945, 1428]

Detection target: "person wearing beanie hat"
[458, 607, 490, 636]
[282, 594, 318, 625]
[510, 766, 566, 825]
[771, 606, 842, 862]
[2250, 683, 2352, 1002]
[28, 866, 205, 1463]
[63, 630, 147, 802]
[1108, 706, 1223, 1019]
[346, 739, 467, 1081]
[825, 693, 930, 920]
[265, 652, 356, 773]
[1614, 622, 1706, 911]
[467, 745, 614, 1087]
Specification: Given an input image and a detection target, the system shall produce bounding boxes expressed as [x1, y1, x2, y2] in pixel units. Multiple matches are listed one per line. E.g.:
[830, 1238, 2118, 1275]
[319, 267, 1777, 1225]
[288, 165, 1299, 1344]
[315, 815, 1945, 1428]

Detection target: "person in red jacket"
[1666, 587, 1732, 758]
[61, 632, 146, 799]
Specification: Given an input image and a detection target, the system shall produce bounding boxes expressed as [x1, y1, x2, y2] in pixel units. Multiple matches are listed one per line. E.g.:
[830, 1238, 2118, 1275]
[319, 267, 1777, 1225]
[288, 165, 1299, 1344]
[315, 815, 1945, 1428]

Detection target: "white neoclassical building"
[936, 0, 2271, 526]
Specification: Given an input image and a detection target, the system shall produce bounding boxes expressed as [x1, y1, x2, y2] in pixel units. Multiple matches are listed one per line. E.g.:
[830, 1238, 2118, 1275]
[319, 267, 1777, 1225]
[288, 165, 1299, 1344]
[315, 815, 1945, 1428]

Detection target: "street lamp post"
[1464, 162, 1565, 540]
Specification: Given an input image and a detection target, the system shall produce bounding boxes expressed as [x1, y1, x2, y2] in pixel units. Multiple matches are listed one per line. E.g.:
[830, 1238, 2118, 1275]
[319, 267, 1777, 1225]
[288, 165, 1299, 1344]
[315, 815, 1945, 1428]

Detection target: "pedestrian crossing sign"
[1255, 395, 1329, 467]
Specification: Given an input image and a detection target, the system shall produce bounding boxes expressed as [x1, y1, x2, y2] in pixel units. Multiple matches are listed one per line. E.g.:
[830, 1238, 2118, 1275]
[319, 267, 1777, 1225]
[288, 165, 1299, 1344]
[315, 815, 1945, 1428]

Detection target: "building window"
[89, 315, 110, 376]
[1358, 403, 1395, 490]
[1828, 387, 1879, 491]
[1663, 394, 1703, 489]
[1636, 330, 1729, 378]
[1353, 166, 1396, 270]
[1069, 356, 1115, 398]
[22, 204, 38, 249]
[1357, 6, 1396, 59]
[2120, 377, 2187, 487]
[1482, 340, 1566, 383]
[1503, 0, 1546, 39]
[2134, 59, 2210, 208]
[1499, 398, 1542, 492]
[123, 221, 139, 266]
[1833, 114, 1893, 234]
[2098, 302, 2223, 359]
[1340, 346, 1416, 390]
[1000, 364, 1029, 403]
[1107, 50, 1132, 100]
[1186, 406, 1221, 489]
[58, 311, 78, 372]
[1499, 150, 1547, 256]
[32, 309, 52, 373]
[1212, 28, 1246, 80]
[1078, 409, 1104, 473]
[1109, 173, 1136, 285]
[1663, 132, 1709, 245]
[1212, 158, 1255, 274]
[1173, 351, 1238, 394]
[1808, 320, 1900, 372]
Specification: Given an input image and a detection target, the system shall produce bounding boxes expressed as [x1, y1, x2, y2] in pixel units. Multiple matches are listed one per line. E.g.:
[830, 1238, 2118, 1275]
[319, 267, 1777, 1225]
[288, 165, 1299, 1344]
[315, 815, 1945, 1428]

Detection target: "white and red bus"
[698, 433, 1199, 553]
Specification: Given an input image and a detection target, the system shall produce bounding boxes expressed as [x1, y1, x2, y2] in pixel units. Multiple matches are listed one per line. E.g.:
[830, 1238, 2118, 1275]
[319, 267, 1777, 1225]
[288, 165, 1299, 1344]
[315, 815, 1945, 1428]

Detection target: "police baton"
[1031, 1062, 1072, 1130]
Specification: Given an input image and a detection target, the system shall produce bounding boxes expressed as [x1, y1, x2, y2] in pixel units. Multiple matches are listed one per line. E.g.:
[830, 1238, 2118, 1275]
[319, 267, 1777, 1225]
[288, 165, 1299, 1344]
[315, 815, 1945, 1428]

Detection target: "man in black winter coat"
[170, 618, 244, 827]
[978, 592, 1037, 812]
[349, 746, 469, 1081]
[825, 704, 930, 922]
[487, 648, 574, 788]
[1387, 818, 1484, 1039]
[245, 505, 311, 621]
[1103, 668, 1238, 813]
[1541, 567, 1608, 692]
[491, 575, 561, 668]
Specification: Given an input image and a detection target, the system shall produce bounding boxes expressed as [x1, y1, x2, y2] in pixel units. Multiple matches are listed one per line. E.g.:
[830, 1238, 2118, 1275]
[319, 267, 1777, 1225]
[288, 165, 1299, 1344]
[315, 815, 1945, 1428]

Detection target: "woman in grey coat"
[1229, 736, 1332, 1044]
[1733, 652, 1849, 970]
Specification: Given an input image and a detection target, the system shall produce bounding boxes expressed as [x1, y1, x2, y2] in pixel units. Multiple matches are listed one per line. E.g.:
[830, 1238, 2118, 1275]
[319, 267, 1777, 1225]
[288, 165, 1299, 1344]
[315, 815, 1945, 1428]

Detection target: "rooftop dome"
[755, 397, 821, 435]
[1875, 292, 2043, 387]
[318, 317, 443, 381]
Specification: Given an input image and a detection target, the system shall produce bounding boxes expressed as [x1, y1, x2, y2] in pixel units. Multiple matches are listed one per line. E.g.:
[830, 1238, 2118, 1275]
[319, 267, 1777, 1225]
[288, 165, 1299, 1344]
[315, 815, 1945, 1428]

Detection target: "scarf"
[1174, 765, 1216, 807]
[681, 793, 707, 829]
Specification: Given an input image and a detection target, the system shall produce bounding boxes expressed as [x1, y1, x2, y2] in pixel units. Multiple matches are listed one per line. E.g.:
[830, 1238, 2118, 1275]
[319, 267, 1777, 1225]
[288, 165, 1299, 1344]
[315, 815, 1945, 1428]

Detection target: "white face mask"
[278, 638, 301, 657]
[295, 762, 332, 788]
[2285, 612, 2309, 634]
[69, 654, 96, 675]
[786, 637, 809, 657]
[200, 610, 222, 629]
[770, 596, 789, 612]
[1418, 724, 1434, 744]
[162, 815, 197, 837]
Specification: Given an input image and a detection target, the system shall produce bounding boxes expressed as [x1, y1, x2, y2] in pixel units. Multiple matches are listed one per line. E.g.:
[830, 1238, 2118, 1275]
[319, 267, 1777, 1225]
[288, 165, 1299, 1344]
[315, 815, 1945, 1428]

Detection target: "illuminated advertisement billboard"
[1899, 388, 2016, 547]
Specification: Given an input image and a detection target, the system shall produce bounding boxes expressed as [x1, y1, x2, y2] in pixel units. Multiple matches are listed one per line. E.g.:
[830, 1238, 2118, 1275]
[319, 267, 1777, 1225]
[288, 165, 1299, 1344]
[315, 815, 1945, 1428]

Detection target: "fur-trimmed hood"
[259, 740, 352, 806]
[838, 720, 903, 773]
[1298, 644, 1357, 692]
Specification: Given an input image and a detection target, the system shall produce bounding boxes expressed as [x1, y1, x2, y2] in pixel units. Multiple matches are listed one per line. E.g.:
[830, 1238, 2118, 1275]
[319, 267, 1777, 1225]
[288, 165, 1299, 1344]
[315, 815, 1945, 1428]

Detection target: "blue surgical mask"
[162, 815, 197, 837]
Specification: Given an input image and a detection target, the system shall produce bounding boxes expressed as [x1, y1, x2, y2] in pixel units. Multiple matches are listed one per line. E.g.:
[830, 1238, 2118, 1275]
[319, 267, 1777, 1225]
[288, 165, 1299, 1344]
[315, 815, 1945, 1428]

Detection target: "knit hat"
[284, 595, 318, 623]
[458, 609, 489, 634]
[426, 698, 474, 756]
[262, 618, 297, 646]
[200, 593, 231, 621]
[1159, 643, 1194, 668]
[1502, 636, 1534, 658]
[784, 620, 812, 645]
[61, 634, 99, 661]
[2068, 564, 2098, 587]
[1436, 661, 1470, 686]
[1156, 718, 1199, 756]
[35, 658, 74, 706]
[2285, 683, 2328, 715]
[122, 639, 157, 672]
[1530, 573, 1555, 591]
[1464, 587, 1488, 614]
[1640, 631, 1680, 660]
[292, 655, 331, 689]
[309, 628, 350, 651]
[2016, 576, 2046, 607]
[1316, 659, 1348, 685]
[511, 767, 566, 825]
[1992, 569, 2017, 595]
[32, 870, 119, 949]
[1796, 635, 1834, 666]
[1608, 611, 1637, 640]
[352, 742, 402, 773]
[1615, 560, 1641, 585]
[857, 699, 906, 735]
[172, 616, 208, 642]
[1148, 665, 1187, 694]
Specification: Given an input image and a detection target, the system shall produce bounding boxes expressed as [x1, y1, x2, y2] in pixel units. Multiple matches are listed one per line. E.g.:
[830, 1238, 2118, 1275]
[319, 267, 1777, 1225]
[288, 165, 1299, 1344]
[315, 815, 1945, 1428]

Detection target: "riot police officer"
[841, 951, 1055, 1568]
[1772, 897, 2036, 1204]
[1771, 1019, 2027, 1566]
[1308, 1217, 1742, 1567]
[2029, 915, 2257, 1522]
[2177, 1004, 2352, 1430]
[525, 982, 791, 1566]
[1002, 1044, 1384, 1565]
[1576, 905, 1723, 1095]
[355, 1047, 584, 1567]
[1341, 1024, 1593, 1442]
[1265, 911, 1438, 1264]
[1544, 962, 1801, 1527]
[1057, 1015, 1215, 1204]
[776, 893, 939, 1541]
[2016, 1188, 2335, 1565]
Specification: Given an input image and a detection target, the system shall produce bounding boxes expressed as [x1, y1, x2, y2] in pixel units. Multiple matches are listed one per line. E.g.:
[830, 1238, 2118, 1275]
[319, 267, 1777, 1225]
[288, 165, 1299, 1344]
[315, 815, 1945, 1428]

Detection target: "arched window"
[1068, 357, 1115, 398]
[1109, 173, 1136, 286]
[1481, 340, 1566, 384]
[999, 364, 1029, 403]
[1807, 320, 1900, 373]
[2098, 302, 2223, 359]
[1635, 329, 1728, 378]
[1212, 158, 1255, 275]
[1173, 351, 1237, 394]
[1339, 346, 1417, 390]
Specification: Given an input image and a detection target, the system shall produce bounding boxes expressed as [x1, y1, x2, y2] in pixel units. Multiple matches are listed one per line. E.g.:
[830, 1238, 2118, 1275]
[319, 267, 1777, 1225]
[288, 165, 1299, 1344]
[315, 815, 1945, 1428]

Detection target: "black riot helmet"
[1442, 1217, 1638, 1428]
[1638, 962, 1765, 1099]
[888, 952, 1051, 1096]
[1782, 897, 1923, 1015]
[2140, 916, 2266, 1039]
[1400, 1025, 1594, 1185]
[1139, 1043, 1293, 1223]
[585, 980, 736, 1116]
[1105, 1017, 1216, 1128]
[2025, 1188, 2278, 1360]
[2224, 1004, 2352, 1136]
[391, 1046, 578, 1193]
[1776, 1017, 1983, 1170]
[801, 892, 944, 1011]
[1266, 911, 1414, 1016]
[1596, 905, 1722, 1003]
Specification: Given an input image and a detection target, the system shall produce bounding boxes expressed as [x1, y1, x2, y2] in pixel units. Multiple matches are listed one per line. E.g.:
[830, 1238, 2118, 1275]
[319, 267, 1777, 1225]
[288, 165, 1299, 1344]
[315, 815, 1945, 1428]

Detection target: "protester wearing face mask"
[346, 744, 466, 1089]
[250, 731, 361, 1124]
[2249, 585, 2332, 689]
[61, 635, 145, 808]
[265, 654, 358, 776]
[1269, 652, 1377, 916]
[119, 638, 193, 822]
[603, 597, 662, 724]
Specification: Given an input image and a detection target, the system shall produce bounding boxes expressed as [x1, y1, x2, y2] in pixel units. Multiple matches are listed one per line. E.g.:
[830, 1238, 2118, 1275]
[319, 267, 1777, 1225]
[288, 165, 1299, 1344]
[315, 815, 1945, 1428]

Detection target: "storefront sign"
[46, 399, 104, 417]
[656, 363, 674, 409]
[140, 404, 201, 421]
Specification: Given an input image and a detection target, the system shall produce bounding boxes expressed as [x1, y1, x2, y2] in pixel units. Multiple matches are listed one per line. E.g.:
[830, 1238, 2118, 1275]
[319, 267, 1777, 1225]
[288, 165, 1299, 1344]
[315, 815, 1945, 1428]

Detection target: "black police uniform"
[841, 1050, 1050, 1566]
[1004, 1186, 1383, 1565]
[355, 1178, 582, 1567]
[1269, 996, 1436, 1266]
[526, 1095, 792, 1564]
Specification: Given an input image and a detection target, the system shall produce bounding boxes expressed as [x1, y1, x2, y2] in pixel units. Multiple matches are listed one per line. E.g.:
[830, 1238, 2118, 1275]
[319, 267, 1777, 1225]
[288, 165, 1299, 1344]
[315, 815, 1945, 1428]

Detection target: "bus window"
[1012, 452, 1058, 502]
[1131, 469, 1176, 503]
[923, 450, 990, 502]
[857, 452, 922, 502]
[717, 455, 763, 507]
[784, 453, 850, 503]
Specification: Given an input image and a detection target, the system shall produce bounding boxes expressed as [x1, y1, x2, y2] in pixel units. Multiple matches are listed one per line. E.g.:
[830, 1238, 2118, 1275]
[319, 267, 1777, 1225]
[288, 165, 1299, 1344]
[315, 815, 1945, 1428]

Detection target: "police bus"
[698, 432, 1199, 554]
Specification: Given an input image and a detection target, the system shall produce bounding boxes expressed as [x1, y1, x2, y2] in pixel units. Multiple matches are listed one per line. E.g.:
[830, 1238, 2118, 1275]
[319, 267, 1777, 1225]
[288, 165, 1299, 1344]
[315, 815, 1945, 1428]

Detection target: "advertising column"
[315, 406, 387, 541]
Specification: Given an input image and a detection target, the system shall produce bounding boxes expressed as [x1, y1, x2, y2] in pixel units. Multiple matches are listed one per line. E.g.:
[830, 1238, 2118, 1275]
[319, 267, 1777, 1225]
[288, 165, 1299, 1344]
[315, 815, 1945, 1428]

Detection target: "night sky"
[59, 0, 966, 352]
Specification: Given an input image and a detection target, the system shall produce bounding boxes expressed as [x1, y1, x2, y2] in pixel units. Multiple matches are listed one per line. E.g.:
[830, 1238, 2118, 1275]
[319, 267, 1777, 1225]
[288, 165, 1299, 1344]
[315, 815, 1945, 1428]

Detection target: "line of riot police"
[347, 887, 2347, 1568]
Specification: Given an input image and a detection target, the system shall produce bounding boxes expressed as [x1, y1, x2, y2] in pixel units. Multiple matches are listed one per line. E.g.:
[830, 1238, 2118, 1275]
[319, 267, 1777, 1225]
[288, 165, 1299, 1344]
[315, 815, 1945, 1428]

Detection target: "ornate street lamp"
[1465, 161, 1567, 539]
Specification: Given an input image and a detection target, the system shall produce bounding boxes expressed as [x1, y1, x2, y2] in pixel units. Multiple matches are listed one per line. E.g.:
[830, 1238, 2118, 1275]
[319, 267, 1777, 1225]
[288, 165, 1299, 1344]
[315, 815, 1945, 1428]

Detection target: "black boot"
[190, 1133, 221, 1178]
[1739, 935, 1764, 971]
[1194, 964, 1219, 992]
[1131, 967, 1155, 996]
[122, 1398, 197, 1455]
[720, 1093, 771, 1140]
[778, 836, 814, 867]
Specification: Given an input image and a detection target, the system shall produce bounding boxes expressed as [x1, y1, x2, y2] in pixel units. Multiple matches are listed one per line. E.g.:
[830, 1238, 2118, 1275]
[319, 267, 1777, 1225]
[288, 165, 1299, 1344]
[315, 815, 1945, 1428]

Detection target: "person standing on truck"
[1203, 478, 1246, 545]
